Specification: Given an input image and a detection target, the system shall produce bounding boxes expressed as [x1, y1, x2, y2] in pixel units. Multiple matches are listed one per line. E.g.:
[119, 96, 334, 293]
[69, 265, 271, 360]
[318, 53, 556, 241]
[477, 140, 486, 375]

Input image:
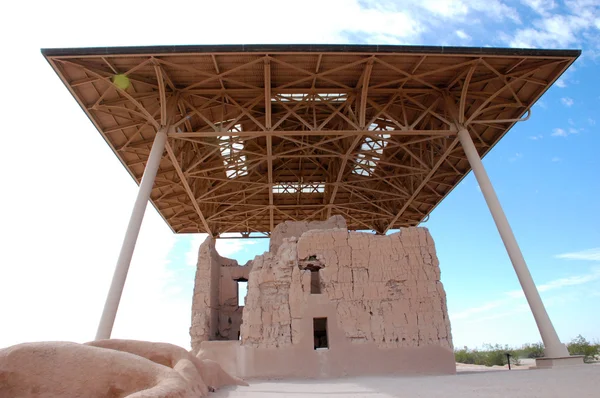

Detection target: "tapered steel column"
[457, 127, 569, 358]
[95, 128, 168, 340]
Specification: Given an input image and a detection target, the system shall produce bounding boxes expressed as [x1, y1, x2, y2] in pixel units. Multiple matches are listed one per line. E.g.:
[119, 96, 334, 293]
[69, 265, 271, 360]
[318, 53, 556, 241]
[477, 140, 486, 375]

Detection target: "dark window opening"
[310, 269, 321, 294]
[313, 318, 328, 349]
[236, 278, 248, 307]
[299, 256, 324, 294]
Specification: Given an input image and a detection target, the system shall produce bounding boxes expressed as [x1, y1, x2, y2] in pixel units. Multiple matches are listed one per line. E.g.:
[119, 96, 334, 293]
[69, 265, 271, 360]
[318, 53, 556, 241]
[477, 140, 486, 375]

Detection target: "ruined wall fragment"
[297, 227, 453, 349]
[242, 225, 452, 351]
[190, 237, 249, 353]
[240, 238, 303, 348]
[269, 215, 347, 253]
[218, 265, 251, 341]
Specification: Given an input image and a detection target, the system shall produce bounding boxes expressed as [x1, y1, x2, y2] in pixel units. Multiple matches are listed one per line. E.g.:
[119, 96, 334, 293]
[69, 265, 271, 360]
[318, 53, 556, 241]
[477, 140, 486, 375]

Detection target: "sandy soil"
[214, 363, 599, 397]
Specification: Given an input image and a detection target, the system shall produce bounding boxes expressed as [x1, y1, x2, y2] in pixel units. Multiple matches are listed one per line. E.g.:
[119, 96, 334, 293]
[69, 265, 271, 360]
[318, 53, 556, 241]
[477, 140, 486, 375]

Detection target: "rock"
[0, 339, 248, 397]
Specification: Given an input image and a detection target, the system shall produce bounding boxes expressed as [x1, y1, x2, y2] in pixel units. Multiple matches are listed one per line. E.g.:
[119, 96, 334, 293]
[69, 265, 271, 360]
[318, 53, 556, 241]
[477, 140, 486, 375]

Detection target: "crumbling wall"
[240, 238, 305, 348]
[241, 227, 453, 350]
[190, 237, 250, 353]
[190, 237, 222, 351]
[218, 265, 251, 341]
[269, 215, 347, 253]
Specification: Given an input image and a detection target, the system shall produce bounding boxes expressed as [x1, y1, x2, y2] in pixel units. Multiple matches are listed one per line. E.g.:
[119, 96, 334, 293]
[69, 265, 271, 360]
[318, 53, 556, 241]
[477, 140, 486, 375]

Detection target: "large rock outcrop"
[0, 339, 247, 397]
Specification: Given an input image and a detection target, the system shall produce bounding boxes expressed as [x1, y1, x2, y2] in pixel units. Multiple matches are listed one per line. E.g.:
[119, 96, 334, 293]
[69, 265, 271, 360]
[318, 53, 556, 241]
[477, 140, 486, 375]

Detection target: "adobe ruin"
[190, 216, 455, 378]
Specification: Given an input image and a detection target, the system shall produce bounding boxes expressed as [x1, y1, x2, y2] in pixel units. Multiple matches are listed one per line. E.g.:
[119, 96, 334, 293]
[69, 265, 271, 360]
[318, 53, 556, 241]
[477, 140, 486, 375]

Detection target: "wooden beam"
[169, 129, 456, 138]
[164, 139, 212, 234]
[359, 59, 374, 129]
[384, 137, 460, 233]
[265, 58, 275, 232]
[154, 63, 167, 126]
[326, 135, 363, 218]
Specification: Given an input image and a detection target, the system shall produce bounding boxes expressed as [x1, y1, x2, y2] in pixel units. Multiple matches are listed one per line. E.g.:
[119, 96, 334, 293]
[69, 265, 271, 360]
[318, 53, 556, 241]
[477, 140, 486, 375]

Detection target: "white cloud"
[556, 248, 600, 261]
[184, 234, 260, 267]
[386, 0, 520, 23]
[561, 97, 574, 107]
[507, 0, 599, 48]
[539, 271, 600, 291]
[555, 79, 567, 88]
[551, 125, 581, 137]
[216, 238, 258, 261]
[456, 29, 471, 40]
[529, 134, 543, 140]
[507, 268, 600, 298]
[451, 299, 507, 320]
[465, 303, 530, 323]
[509, 152, 524, 162]
[185, 234, 208, 267]
[551, 156, 561, 162]
[521, 0, 557, 16]
[589, 118, 596, 126]
[454, 267, 600, 322]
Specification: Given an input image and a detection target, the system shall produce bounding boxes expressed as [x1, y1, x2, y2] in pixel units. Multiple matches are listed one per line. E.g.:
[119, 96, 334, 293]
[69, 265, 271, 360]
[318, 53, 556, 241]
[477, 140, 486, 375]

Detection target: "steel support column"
[457, 127, 569, 358]
[95, 128, 168, 340]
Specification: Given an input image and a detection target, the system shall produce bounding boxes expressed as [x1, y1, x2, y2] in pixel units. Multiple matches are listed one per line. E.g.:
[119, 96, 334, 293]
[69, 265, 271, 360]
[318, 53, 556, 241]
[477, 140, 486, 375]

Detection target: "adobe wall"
[190, 237, 251, 353]
[269, 215, 347, 253]
[232, 226, 454, 378]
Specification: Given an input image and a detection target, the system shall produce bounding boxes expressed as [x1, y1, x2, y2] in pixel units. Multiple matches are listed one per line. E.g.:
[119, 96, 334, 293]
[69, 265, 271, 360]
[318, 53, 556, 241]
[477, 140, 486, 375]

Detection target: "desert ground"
[213, 362, 600, 398]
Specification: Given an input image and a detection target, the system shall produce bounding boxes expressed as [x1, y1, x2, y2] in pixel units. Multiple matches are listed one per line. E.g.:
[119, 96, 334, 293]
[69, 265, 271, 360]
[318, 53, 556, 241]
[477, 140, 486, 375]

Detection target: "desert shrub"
[517, 342, 545, 358]
[455, 335, 599, 366]
[481, 344, 520, 366]
[567, 335, 599, 363]
[455, 344, 519, 366]
[455, 347, 477, 364]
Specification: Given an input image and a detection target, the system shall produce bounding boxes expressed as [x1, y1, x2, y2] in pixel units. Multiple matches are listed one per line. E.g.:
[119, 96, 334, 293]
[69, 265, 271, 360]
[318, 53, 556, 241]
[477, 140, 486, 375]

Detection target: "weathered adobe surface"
[241, 227, 453, 350]
[190, 236, 249, 353]
[240, 237, 301, 348]
[269, 215, 347, 253]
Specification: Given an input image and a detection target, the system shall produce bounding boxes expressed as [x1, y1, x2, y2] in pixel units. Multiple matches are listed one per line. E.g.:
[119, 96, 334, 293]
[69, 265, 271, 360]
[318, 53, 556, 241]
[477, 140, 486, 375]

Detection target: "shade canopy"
[42, 44, 579, 236]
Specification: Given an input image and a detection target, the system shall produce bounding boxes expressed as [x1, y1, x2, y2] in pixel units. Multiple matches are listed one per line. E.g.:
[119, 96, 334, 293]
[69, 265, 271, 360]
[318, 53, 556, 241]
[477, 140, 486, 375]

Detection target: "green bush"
[454, 344, 520, 367]
[567, 335, 599, 363]
[455, 336, 599, 365]
[455, 347, 476, 364]
[517, 342, 545, 358]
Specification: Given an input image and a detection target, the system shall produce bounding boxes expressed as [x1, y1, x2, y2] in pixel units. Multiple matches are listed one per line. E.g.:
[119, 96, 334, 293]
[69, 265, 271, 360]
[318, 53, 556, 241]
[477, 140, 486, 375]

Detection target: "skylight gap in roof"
[352, 126, 392, 177]
[218, 123, 247, 179]
[272, 93, 347, 102]
[273, 182, 325, 194]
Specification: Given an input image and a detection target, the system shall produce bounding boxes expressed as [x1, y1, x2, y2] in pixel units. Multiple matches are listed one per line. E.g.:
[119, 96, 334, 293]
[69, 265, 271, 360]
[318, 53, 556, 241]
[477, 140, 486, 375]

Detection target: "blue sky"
[0, 0, 598, 350]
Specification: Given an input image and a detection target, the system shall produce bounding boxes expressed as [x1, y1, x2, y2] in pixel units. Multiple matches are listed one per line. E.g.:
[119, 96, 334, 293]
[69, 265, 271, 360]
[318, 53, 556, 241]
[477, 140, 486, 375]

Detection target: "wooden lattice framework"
[42, 45, 579, 237]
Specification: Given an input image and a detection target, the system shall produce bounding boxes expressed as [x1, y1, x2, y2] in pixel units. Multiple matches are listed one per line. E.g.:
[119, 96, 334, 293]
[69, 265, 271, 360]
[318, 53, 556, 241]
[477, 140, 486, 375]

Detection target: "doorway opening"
[236, 278, 248, 307]
[313, 317, 328, 350]
[310, 269, 321, 294]
[299, 255, 324, 294]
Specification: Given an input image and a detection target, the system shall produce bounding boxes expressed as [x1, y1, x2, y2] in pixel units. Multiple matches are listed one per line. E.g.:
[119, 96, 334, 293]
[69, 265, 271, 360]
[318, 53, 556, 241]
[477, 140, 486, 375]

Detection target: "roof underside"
[43, 44, 579, 237]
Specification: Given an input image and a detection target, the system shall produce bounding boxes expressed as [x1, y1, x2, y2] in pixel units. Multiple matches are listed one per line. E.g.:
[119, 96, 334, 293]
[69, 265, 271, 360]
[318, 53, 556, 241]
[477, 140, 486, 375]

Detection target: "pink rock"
[0, 339, 248, 397]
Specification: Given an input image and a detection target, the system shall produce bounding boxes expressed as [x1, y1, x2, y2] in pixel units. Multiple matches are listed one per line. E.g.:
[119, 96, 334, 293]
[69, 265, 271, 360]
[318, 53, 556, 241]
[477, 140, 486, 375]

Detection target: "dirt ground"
[213, 363, 600, 398]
